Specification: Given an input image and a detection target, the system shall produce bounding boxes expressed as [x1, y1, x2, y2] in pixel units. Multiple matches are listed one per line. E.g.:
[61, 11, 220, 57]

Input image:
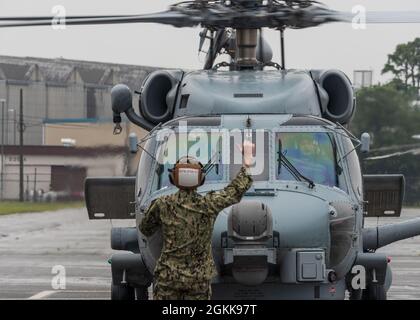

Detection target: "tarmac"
[0, 207, 419, 300]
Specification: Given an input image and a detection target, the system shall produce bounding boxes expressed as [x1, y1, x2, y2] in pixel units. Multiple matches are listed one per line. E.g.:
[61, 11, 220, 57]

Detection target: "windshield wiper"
[321, 124, 361, 165]
[326, 132, 343, 176]
[279, 152, 315, 189]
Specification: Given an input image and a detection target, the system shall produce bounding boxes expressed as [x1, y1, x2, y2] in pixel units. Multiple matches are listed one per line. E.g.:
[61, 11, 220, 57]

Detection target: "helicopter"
[3, 0, 420, 300]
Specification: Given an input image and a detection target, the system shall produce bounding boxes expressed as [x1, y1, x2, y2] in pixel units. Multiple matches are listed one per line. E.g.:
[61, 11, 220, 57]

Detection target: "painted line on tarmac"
[28, 290, 56, 300]
[54, 290, 109, 293]
[28, 290, 109, 300]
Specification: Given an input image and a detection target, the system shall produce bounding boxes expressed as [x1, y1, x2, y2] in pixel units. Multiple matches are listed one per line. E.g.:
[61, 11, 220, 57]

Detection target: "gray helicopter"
[4, 0, 420, 300]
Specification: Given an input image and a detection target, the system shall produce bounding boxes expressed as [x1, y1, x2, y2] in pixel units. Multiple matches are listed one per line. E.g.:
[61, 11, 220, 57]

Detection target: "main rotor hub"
[235, 29, 258, 67]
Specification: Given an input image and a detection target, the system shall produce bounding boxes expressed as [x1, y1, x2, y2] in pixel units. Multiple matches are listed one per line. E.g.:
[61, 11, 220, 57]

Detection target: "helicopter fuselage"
[134, 114, 365, 299]
[87, 68, 410, 300]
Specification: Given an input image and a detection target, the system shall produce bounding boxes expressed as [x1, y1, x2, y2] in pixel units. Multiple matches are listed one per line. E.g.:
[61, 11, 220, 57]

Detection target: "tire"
[135, 287, 149, 300]
[111, 283, 135, 300]
[367, 284, 387, 300]
[348, 289, 363, 300]
[361, 284, 387, 300]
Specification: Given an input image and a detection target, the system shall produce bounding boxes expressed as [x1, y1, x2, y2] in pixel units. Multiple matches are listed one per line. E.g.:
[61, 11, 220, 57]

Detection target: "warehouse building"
[0, 145, 128, 201]
[0, 55, 156, 200]
[0, 55, 156, 145]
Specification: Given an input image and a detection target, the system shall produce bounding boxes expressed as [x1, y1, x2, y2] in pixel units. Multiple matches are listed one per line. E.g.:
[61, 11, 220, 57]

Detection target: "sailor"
[139, 140, 254, 300]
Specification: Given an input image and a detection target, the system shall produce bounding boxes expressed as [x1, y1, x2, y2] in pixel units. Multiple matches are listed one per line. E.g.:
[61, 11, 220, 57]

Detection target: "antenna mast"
[280, 28, 285, 70]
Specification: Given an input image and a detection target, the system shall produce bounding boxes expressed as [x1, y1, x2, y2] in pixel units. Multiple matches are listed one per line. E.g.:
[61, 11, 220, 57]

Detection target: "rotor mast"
[235, 28, 258, 69]
[232, 0, 261, 70]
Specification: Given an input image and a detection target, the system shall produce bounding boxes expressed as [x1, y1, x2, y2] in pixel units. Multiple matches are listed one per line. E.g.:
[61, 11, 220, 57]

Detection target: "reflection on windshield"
[276, 132, 337, 187]
[151, 130, 338, 191]
[153, 132, 223, 191]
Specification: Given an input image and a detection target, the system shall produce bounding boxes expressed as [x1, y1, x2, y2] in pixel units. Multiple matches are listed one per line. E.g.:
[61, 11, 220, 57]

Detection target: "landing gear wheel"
[348, 289, 363, 300]
[367, 284, 387, 300]
[135, 287, 149, 300]
[111, 283, 135, 300]
[362, 284, 387, 300]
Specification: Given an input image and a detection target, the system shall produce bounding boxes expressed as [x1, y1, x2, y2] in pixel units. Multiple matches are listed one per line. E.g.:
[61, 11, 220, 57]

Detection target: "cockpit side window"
[137, 139, 156, 200]
[152, 131, 224, 191]
[275, 132, 338, 187]
[341, 135, 363, 199]
[229, 130, 269, 182]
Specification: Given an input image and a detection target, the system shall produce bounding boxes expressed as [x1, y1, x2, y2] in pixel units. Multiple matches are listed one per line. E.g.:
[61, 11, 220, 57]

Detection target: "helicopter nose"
[215, 192, 332, 286]
[224, 200, 275, 286]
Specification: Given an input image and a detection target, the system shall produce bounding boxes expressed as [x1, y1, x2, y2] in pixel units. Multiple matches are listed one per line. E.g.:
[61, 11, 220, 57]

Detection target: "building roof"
[0, 63, 31, 81]
[0, 55, 159, 89]
[3, 145, 127, 157]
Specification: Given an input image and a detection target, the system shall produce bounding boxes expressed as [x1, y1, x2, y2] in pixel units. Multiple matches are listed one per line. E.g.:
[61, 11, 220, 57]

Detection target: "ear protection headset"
[168, 156, 206, 190]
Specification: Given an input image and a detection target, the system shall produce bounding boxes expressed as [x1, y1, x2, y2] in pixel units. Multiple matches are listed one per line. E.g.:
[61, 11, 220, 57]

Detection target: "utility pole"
[33, 167, 37, 202]
[5, 105, 8, 146]
[19, 89, 24, 202]
[11, 109, 16, 145]
[8, 109, 16, 145]
[0, 99, 5, 200]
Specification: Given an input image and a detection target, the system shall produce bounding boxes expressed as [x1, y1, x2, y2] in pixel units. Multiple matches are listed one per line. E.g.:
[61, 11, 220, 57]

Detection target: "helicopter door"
[85, 177, 136, 219]
[363, 174, 405, 217]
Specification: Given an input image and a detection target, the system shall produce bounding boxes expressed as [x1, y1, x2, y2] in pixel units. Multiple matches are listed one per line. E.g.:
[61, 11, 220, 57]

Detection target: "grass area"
[0, 201, 85, 215]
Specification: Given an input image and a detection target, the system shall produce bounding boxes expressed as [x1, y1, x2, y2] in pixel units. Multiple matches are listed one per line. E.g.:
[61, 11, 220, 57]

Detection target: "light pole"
[8, 109, 16, 145]
[1, 99, 6, 200]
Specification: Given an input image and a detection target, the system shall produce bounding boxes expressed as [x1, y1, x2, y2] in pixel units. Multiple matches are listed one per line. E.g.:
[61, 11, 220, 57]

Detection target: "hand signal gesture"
[236, 140, 255, 168]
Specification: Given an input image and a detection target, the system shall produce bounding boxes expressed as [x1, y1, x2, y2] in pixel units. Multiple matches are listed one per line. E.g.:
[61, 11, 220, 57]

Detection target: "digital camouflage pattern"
[139, 166, 253, 299]
[154, 280, 211, 300]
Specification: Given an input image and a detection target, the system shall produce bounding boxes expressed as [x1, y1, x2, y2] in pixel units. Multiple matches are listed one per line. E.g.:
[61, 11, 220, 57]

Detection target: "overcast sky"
[1, 0, 420, 84]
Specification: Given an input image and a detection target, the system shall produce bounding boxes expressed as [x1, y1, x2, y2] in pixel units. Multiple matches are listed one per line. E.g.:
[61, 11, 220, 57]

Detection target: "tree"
[382, 39, 420, 91]
[350, 84, 418, 149]
[355, 40, 420, 205]
[413, 38, 420, 90]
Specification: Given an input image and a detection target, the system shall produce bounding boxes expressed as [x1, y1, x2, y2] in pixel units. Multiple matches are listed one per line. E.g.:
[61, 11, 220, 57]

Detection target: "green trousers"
[153, 280, 211, 300]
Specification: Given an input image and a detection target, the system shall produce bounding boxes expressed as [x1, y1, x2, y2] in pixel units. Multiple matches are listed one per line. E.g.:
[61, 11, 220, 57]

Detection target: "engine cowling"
[313, 69, 355, 125]
[139, 70, 183, 125]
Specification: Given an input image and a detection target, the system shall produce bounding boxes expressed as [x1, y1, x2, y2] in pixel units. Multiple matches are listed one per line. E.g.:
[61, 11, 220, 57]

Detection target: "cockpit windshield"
[150, 129, 338, 192]
[152, 131, 224, 191]
[276, 132, 338, 187]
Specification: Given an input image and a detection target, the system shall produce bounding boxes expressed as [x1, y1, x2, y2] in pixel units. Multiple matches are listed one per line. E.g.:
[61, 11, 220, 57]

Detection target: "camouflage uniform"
[139, 166, 253, 300]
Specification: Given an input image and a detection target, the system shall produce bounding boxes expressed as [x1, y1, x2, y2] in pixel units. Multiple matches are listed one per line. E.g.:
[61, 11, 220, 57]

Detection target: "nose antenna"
[202, 150, 221, 174]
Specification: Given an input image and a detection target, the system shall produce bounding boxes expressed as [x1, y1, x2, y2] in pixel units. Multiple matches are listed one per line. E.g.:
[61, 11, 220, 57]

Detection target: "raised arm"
[139, 198, 162, 236]
[203, 166, 253, 214]
[203, 140, 254, 214]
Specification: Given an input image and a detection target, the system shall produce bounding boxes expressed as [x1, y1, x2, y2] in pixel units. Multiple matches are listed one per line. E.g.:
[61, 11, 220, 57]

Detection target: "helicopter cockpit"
[138, 116, 352, 199]
[133, 114, 360, 294]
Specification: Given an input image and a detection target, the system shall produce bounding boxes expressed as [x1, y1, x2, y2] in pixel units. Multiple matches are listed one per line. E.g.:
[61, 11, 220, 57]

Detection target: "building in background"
[353, 70, 373, 89]
[0, 55, 155, 145]
[0, 55, 156, 200]
[0, 145, 127, 201]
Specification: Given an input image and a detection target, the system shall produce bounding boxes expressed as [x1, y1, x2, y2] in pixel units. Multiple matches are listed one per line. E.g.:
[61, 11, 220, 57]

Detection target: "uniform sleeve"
[139, 199, 161, 236]
[203, 166, 253, 215]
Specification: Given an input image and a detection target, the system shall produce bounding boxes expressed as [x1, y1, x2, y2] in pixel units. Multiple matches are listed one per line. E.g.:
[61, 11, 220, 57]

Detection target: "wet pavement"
[0, 207, 419, 300]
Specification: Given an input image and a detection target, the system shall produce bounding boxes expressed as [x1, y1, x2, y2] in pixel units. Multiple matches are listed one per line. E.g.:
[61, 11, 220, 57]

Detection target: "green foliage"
[0, 201, 84, 215]
[362, 155, 420, 206]
[352, 40, 420, 205]
[350, 84, 420, 149]
[382, 38, 420, 91]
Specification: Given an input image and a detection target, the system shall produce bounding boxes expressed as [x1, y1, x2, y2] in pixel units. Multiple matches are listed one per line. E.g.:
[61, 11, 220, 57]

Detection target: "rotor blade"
[198, 28, 208, 52]
[334, 11, 420, 24]
[0, 11, 199, 28]
[2, 6, 420, 30]
[0, 15, 129, 21]
[365, 148, 420, 161]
